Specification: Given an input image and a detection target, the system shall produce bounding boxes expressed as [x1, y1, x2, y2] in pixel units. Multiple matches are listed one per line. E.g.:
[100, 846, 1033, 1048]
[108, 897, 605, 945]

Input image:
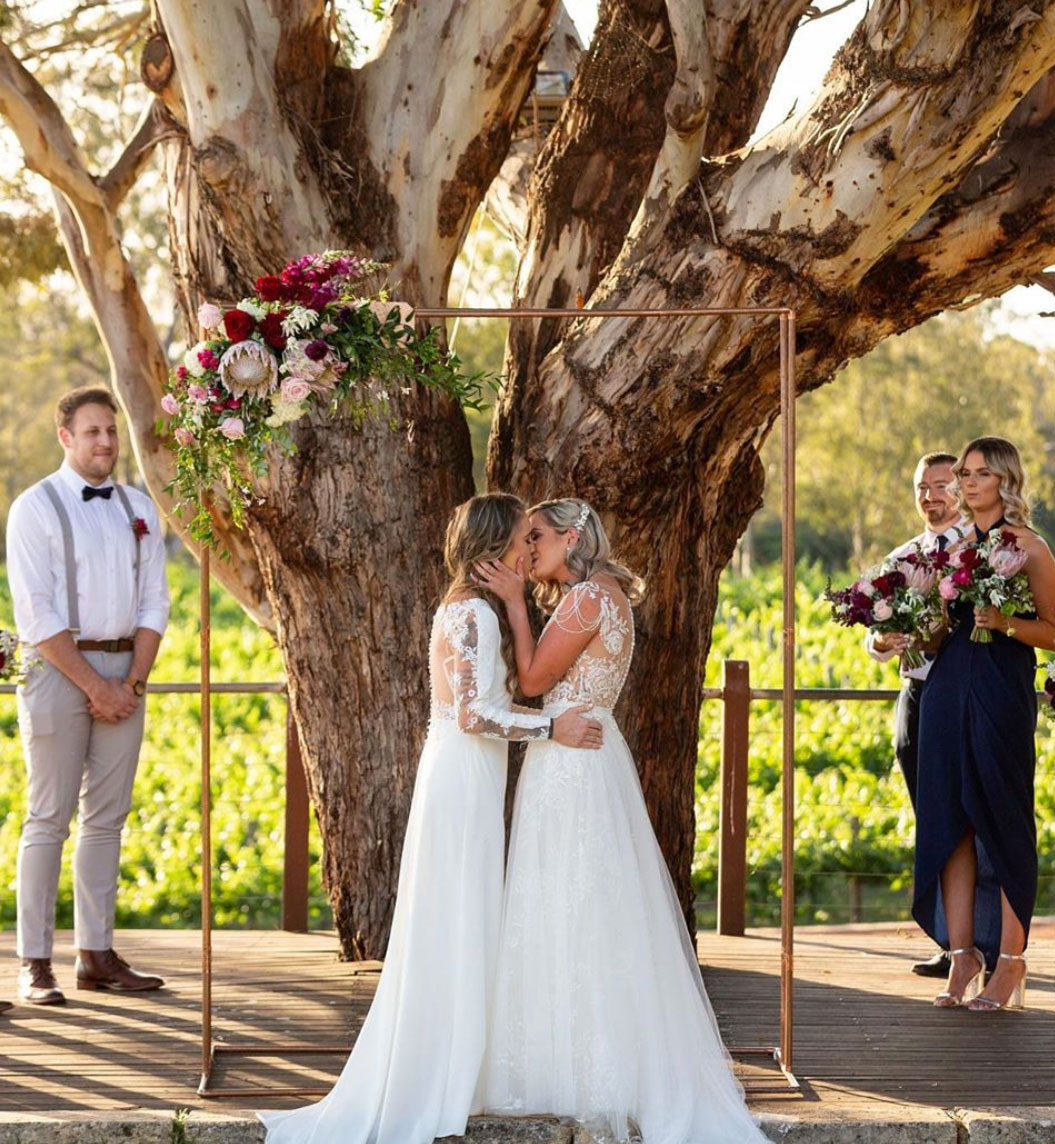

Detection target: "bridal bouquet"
[936, 528, 1033, 643]
[825, 547, 947, 670]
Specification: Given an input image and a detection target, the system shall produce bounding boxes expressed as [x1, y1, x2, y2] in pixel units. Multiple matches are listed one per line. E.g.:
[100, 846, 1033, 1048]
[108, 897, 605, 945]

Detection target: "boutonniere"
[131, 517, 149, 540]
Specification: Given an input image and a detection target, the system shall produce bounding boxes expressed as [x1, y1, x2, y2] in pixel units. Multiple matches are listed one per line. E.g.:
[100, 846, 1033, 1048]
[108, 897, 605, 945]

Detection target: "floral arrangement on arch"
[161, 252, 486, 545]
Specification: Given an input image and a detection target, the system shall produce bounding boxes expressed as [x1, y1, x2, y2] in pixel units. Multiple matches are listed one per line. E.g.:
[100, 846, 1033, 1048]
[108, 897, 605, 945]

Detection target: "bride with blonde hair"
[474, 497, 769, 1144]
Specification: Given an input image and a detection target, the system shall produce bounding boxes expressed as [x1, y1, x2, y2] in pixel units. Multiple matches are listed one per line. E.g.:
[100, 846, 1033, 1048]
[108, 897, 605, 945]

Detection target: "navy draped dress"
[913, 522, 1038, 968]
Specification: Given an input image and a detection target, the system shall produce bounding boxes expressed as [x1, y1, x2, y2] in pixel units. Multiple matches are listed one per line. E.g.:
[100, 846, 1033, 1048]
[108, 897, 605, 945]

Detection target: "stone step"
[0, 1109, 1053, 1144]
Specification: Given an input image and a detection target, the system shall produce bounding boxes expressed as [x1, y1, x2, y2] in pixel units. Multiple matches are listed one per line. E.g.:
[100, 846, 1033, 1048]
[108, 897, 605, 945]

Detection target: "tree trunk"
[245, 396, 473, 957]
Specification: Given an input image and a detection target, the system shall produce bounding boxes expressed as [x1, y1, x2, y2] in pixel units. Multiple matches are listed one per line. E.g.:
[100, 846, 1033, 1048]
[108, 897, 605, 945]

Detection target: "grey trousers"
[16, 651, 145, 958]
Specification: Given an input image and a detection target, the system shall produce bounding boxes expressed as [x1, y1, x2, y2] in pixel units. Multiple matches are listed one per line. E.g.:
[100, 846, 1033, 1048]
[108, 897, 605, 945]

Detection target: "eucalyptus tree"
[2, 1, 1054, 955]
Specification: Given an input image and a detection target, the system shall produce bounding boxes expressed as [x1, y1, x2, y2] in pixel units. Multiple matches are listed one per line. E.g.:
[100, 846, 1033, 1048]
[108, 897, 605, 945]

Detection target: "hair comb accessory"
[573, 503, 590, 532]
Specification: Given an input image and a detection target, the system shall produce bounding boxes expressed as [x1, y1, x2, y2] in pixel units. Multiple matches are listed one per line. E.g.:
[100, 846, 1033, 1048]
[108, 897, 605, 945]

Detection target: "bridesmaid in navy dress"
[915, 437, 1055, 1011]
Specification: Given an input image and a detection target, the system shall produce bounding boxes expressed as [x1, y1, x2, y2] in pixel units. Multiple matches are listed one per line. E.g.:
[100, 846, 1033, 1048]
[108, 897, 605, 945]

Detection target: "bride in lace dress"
[259, 494, 602, 1144]
[475, 499, 769, 1144]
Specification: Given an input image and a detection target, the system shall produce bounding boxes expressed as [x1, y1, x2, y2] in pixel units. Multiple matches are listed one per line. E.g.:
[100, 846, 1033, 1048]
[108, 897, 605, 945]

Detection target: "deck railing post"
[718, 659, 750, 936]
[281, 705, 310, 932]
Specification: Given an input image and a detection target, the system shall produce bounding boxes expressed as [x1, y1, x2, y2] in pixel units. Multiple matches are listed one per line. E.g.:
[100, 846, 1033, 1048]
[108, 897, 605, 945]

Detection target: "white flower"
[237, 297, 267, 321]
[197, 302, 223, 330]
[265, 398, 309, 428]
[184, 343, 207, 378]
[281, 307, 318, 336]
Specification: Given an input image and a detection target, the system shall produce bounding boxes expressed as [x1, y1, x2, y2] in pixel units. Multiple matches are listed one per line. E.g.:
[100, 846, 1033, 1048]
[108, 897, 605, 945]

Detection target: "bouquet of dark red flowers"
[826, 547, 948, 669]
[937, 528, 1033, 643]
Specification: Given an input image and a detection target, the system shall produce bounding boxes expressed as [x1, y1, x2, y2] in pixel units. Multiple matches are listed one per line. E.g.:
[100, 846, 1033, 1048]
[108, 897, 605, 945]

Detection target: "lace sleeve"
[448, 602, 552, 741]
[550, 581, 604, 636]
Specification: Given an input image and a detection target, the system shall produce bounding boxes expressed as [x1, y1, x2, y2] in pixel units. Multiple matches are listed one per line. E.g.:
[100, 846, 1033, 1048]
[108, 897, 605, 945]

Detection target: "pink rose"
[174, 427, 196, 447]
[188, 383, 208, 403]
[220, 417, 245, 440]
[939, 575, 959, 601]
[280, 377, 312, 404]
[197, 302, 223, 330]
[872, 599, 893, 622]
[160, 394, 180, 416]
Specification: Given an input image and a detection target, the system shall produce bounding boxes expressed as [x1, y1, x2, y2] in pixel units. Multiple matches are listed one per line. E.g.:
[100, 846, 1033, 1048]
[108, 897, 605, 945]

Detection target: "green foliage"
[751, 306, 1055, 568]
[0, 560, 330, 931]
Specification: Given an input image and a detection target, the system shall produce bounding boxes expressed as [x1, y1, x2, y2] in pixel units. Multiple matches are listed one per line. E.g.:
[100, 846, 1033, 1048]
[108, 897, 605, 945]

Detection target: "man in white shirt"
[866, 450, 993, 979]
[7, 387, 170, 1005]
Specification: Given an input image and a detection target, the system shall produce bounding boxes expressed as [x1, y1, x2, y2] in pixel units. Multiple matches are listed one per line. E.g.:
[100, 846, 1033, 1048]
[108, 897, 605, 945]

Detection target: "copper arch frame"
[197, 303, 799, 1097]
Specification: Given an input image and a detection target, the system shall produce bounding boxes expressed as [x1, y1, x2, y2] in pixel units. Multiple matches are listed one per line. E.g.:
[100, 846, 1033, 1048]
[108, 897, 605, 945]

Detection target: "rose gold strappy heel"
[933, 947, 985, 1008]
[965, 952, 1027, 1011]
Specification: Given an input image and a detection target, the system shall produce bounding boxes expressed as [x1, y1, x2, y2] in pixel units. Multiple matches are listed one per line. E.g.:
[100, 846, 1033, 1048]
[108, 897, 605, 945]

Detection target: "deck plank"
[0, 923, 1052, 1117]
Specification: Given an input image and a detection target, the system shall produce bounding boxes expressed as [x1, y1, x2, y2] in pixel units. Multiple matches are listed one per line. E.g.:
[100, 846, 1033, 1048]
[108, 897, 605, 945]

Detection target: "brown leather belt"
[76, 639, 135, 652]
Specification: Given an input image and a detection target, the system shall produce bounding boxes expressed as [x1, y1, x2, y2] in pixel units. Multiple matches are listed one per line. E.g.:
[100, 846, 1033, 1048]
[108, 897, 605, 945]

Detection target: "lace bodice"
[541, 581, 634, 711]
[429, 598, 552, 740]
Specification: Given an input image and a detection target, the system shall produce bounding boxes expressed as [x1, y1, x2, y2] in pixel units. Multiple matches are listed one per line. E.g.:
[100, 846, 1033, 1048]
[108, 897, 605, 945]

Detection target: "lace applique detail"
[428, 599, 551, 741]
[544, 581, 634, 711]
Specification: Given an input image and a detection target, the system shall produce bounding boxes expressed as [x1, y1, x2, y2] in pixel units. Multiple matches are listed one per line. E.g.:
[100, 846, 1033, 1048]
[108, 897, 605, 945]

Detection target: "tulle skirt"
[480, 710, 768, 1144]
[259, 721, 507, 1144]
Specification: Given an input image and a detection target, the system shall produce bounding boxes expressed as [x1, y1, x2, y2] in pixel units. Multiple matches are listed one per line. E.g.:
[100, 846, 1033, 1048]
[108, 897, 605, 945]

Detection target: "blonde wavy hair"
[529, 498, 645, 614]
[953, 436, 1032, 528]
[443, 493, 525, 692]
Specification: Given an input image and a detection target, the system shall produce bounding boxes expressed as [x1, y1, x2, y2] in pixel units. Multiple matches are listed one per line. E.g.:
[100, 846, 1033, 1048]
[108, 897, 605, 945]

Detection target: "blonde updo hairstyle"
[443, 492, 526, 691]
[529, 498, 645, 614]
[953, 436, 1031, 528]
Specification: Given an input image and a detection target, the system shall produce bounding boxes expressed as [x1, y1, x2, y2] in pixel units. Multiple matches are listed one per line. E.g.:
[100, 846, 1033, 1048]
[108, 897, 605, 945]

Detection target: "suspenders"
[39, 478, 142, 639]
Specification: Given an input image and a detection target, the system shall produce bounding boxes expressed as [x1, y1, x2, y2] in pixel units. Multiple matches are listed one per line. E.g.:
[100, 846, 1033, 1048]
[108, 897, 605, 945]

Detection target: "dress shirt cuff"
[135, 608, 170, 636]
[864, 630, 896, 663]
[21, 615, 71, 648]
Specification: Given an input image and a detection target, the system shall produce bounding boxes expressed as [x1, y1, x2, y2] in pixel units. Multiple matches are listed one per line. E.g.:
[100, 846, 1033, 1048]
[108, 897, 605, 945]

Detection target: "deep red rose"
[258, 312, 288, 350]
[1001, 529, 1020, 547]
[255, 275, 284, 302]
[872, 571, 905, 596]
[304, 339, 329, 361]
[952, 567, 973, 587]
[223, 308, 255, 342]
[0, 652, 6, 670]
[958, 547, 982, 570]
[1044, 677, 1055, 696]
[932, 550, 951, 569]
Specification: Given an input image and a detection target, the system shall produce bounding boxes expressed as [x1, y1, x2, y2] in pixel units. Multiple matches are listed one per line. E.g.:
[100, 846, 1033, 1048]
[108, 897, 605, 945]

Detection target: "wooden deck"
[0, 923, 1053, 1119]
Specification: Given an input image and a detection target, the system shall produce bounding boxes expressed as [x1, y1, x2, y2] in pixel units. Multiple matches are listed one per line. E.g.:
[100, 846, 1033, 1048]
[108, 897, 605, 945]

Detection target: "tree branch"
[0, 40, 100, 207]
[359, 0, 560, 300]
[99, 98, 182, 210]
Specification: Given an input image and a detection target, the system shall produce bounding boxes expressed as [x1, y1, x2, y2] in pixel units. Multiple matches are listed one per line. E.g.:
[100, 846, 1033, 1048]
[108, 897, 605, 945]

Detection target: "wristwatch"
[126, 678, 147, 697]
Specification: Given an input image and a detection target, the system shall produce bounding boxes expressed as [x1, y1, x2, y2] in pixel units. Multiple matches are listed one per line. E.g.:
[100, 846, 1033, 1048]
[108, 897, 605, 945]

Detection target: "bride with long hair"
[259, 493, 601, 1144]
[475, 498, 769, 1144]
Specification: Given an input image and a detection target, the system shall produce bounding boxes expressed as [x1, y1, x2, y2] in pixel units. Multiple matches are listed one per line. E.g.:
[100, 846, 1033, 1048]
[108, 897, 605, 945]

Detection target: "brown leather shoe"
[18, 959, 66, 1005]
[76, 948, 164, 993]
[0, 1000, 13, 1015]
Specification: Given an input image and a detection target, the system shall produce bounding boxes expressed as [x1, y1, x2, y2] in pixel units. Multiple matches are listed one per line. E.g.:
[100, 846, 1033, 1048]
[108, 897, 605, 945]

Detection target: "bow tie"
[82, 485, 113, 501]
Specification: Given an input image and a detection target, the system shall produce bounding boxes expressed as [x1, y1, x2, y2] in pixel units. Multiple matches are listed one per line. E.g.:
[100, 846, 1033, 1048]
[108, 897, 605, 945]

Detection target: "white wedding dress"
[481, 581, 769, 1144]
[260, 597, 552, 1144]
